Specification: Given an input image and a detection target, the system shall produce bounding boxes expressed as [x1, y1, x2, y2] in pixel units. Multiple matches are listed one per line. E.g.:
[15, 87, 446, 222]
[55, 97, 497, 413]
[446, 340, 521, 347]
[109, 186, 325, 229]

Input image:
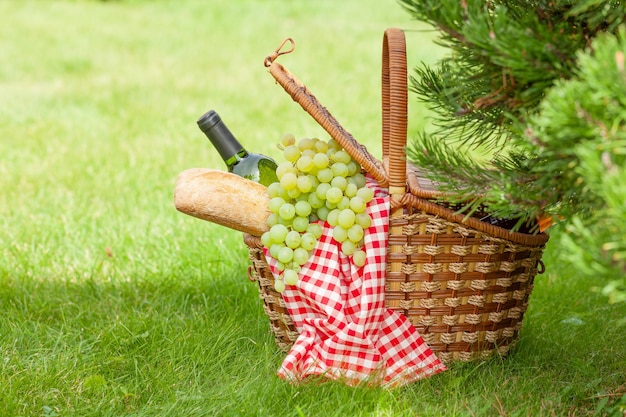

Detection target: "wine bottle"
[197, 110, 278, 187]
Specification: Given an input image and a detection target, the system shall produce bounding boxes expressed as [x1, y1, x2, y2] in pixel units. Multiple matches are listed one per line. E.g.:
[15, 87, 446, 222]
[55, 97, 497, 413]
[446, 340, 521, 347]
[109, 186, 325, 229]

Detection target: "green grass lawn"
[1, 1, 624, 416]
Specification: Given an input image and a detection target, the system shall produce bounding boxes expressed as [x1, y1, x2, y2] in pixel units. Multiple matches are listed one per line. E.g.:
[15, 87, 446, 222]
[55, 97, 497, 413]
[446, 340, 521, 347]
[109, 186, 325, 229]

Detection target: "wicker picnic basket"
[244, 28, 549, 363]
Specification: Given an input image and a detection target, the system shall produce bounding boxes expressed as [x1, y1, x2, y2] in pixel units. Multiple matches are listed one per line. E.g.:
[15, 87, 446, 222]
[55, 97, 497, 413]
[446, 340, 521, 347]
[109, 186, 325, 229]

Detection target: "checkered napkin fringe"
[263, 182, 447, 388]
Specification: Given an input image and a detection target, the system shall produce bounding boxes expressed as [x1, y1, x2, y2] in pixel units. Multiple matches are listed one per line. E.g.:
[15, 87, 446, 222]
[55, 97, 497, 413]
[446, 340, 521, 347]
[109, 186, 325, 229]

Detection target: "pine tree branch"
[401, 0, 626, 233]
[400, 0, 596, 130]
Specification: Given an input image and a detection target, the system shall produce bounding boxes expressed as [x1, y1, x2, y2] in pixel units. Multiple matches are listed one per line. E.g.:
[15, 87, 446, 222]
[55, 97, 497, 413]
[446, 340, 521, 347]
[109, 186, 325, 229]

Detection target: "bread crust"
[174, 168, 270, 236]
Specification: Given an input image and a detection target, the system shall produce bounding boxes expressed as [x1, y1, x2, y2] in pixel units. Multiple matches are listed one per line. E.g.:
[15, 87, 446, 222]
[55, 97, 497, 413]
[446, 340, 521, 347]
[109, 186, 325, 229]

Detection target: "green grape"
[337, 209, 356, 229]
[355, 212, 372, 229]
[295, 200, 312, 217]
[316, 206, 330, 221]
[349, 196, 367, 213]
[296, 175, 313, 193]
[326, 187, 343, 204]
[280, 171, 298, 191]
[317, 168, 334, 183]
[283, 145, 301, 163]
[325, 199, 338, 210]
[277, 246, 294, 263]
[316, 183, 331, 200]
[349, 172, 367, 188]
[267, 182, 282, 198]
[308, 192, 324, 209]
[341, 240, 356, 256]
[276, 261, 286, 272]
[332, 226, 348, 243]
[301, 232, 317, 251]
[313, 152, 329, 169]
[344, 182, 358, 198]
[269, 224, 289, 243]
[293, 248, 310, 266]
[261, 231, 272, 247]
[266, 213, 279, 227]
[326, 209, 340, 227]
[337, 196, 351, 210]
[357, 186, 374, 202]
[301, 149, 316, 159]
[347, 224, 364, 243]
[287, 187, 301, 199]
[274, 278, 286, 293]
[281, 133, 296, 147]
[277, 184, 290, 200]
[279, 203, 296, 220]
[353, 250, 367, 267]
[283, 269, 299, 285]
[285, 230, 301, 249]
[315, 140, 329, 154]
[327, 138, 342, 151]
[276, 161, 297, 179]
[269, 197, 286, 214]
[298, 138, 316, 151]
[296, 155, 314, 173]
[346, 160, 360, 176]
[331, 162, 349, 178]
[333, 150, 351, 164]
[308, 174, 320, 189]
[307, 223, 323, 239]
[269, 242, 284, 258]
[292, 216, 309, 232]
[330, 176, 348, 191]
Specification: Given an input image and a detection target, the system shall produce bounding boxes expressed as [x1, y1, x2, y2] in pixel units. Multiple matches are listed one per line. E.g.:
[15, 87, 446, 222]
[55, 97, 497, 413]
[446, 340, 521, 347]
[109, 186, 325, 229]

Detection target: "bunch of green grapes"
[261, 134, 375, 292]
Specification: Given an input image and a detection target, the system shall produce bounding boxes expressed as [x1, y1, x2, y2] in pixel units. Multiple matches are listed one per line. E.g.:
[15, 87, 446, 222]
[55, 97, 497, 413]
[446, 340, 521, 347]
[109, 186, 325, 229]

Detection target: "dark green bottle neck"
[197, 110, 246, 163]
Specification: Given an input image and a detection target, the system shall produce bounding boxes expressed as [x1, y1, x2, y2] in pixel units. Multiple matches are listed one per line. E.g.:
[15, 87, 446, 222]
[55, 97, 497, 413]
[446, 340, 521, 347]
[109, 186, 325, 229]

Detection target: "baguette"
[174, 168, 270, 236]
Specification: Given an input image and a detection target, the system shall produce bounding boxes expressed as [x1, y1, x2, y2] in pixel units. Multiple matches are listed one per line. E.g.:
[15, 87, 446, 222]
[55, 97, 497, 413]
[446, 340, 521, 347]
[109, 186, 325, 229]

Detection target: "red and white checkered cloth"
[264, 181, 446, 388]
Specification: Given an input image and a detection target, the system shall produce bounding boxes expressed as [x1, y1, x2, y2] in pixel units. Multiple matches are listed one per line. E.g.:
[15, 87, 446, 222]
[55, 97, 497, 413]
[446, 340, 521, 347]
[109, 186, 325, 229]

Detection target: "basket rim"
[394, 193, 550, 246]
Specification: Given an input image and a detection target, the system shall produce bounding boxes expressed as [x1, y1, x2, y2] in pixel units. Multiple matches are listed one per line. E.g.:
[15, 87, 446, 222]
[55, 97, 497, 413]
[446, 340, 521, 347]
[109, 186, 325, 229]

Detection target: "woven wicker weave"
[245, 28, 549, 363]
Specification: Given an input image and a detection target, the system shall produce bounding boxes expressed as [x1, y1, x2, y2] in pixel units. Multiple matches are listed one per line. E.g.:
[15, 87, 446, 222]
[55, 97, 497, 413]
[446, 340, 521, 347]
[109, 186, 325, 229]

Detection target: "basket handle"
[264, 39, 389, 188]
[381, 28, 408, 196]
